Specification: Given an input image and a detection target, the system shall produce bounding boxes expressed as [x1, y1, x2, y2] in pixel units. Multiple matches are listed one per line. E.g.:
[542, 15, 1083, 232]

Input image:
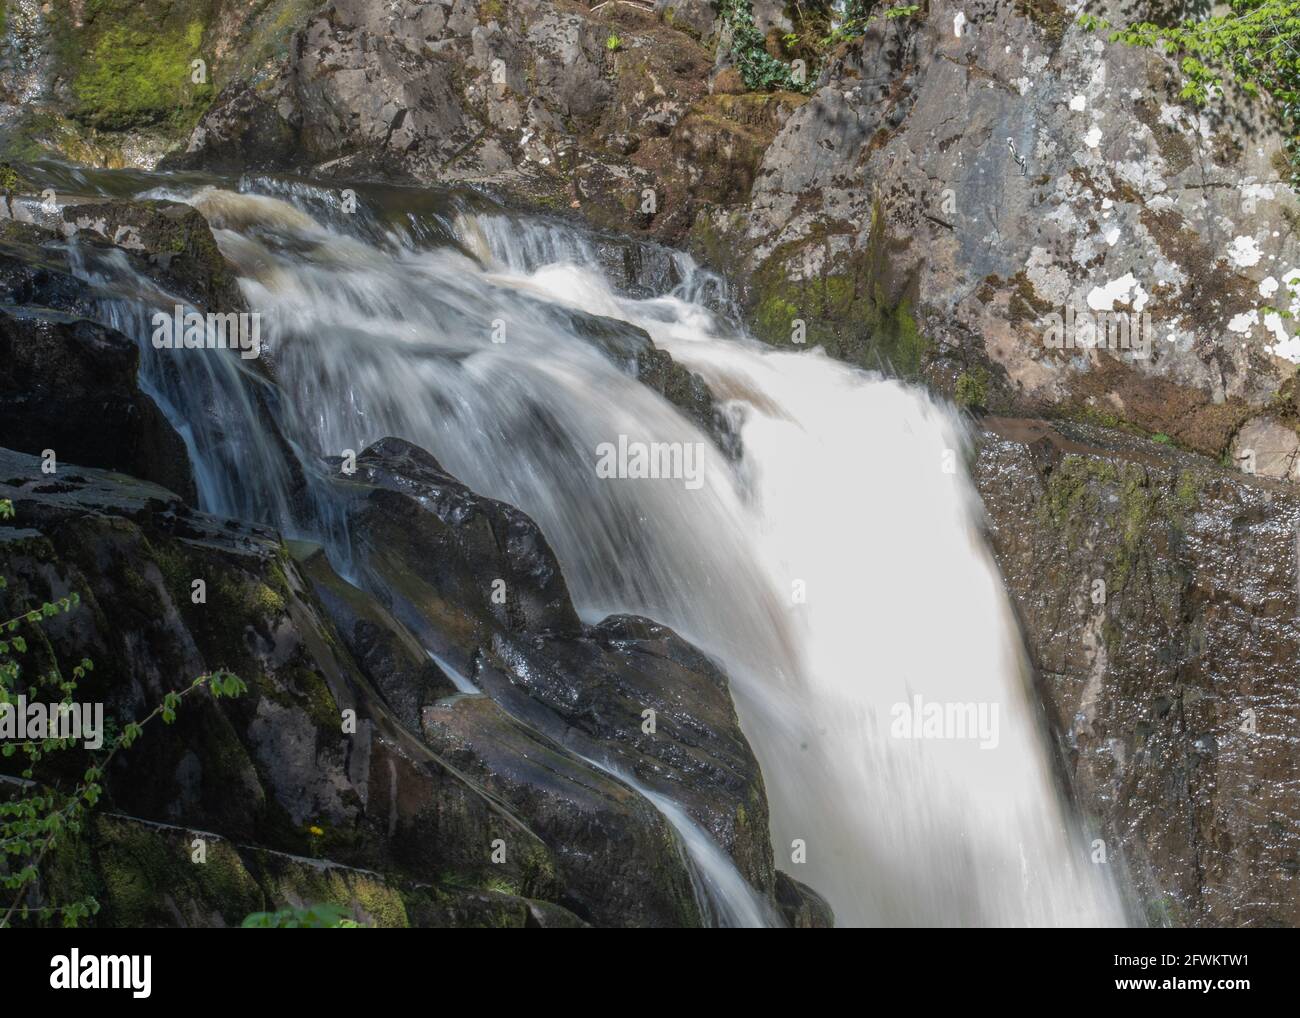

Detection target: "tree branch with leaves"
[0, 496, 246, 928]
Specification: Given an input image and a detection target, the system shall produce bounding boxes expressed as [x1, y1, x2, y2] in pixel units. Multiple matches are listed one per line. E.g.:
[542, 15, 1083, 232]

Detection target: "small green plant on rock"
[721, 0, 921, 92]
[720, 0, 814, 92]
[1082, 1, 1300, 176]
[0, 498, 246, 928]
[606, 34, 623, 52]
[826, 1, 921, 44]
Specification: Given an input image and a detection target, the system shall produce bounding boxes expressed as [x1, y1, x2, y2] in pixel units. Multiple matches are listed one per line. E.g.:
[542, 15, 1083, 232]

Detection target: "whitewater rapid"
[57, 176, 1124, 927]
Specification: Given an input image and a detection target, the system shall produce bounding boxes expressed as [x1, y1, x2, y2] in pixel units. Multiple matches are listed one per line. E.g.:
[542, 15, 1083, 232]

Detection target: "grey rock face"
[701, 0, 1300, 459]
[164, 0, 732, 234]
[973, 419, 1300, 927]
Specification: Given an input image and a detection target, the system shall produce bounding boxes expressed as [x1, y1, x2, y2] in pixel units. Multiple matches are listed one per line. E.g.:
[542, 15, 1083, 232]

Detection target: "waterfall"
[47, 172, 1125, 927]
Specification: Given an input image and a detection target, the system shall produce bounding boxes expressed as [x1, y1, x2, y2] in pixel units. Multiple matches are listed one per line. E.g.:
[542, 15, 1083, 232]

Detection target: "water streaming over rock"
[39, 170, 1125, 927]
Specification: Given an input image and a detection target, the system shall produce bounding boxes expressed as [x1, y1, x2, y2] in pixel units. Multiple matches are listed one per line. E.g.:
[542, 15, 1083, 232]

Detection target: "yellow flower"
[309, 825, 324, 837]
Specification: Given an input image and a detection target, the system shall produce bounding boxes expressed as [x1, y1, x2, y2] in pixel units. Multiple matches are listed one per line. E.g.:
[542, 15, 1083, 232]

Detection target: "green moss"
[1041, 453, 1195, 615]
[747, 201, 928, 378]
[754, 293, 800, 340]
[751, 269, 929, 376]
[1174, 470, 1201, 512]
[1040, 455, 1118, 524]
[91, 817, 264, 927]
[70, 20, 213, 130]
[485, 874, 519, 895]
[251, 582, 286, 616]
[515, 838, 558, 900]
[955, 367, 990, 410]
[1063, 402, 1141, 436]
[351, 877, 408, 928]
[1015, 0, 1069, 47]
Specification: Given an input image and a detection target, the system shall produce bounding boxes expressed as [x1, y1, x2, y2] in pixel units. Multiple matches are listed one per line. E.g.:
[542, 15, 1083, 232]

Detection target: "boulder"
[0, 449, 566, 924]
[62, 200, 246, 312]
[340, 437, 778, 900]
[0, 307, 196, 502]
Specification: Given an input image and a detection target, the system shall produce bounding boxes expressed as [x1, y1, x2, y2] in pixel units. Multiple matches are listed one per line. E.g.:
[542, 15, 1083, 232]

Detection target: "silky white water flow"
[588, 758, 774, 929]
[57, 178, 1124, 926]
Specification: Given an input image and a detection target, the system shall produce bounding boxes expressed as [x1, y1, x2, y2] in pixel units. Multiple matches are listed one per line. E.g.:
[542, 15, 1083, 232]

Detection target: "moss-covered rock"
[0, 0, 322, 164]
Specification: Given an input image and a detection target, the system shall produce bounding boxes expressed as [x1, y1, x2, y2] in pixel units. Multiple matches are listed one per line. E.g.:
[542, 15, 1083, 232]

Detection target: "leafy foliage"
[0, 497, 246, 928]
[720, 0, 920, 93]
[1082, 1, 1300, 169]
[720, 0, 814, 92]
[827, 1, 922, 44]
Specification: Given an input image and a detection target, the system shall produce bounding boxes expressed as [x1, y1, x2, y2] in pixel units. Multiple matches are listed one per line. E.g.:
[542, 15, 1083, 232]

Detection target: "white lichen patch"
[1240, 181, 1276, 215]
[953, 11, 966, 37]
[1035, 128, 1059, 161]
[1087, 272, 1138, 311]
[1026, 246, 1071, 305]
[1265, 328, 1300, 363]
[1228, 309, 1259, 334]
[1157, 104, 1185, 130]
[1227, 235, 1262, 269]
[1083, 125, 1103, 149]
[1069, 94, 1086, 111]
[1260, 276, 1279, 298]
[1114, 158, 1167, 197]
[1264, 310, 1290, 346]
[1072, 233, 1100, 264]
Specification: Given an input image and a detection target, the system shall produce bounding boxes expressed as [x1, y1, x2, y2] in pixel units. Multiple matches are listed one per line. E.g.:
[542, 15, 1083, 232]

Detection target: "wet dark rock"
[0, 428, 814, 925]
[62, 199, 246, 312]
[477, 614, 777, 900]
[562, 306, 731, 449]
[0, 448, 568, 926]
[0, 307, 196, 502]
[774, 870, 835, 929]
[342, 437, 585, 643]
[341, 437, 778, 902]
[0, 220, 103, 316]
[291, 541, 461, 731]
[420, 694, 702, 927]
[973, 418, 1300, 928]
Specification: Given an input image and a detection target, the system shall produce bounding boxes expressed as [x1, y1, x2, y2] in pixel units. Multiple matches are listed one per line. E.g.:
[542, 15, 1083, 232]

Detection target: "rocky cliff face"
[692, 0, 1300, 457]
[974, 418, 1300, 927]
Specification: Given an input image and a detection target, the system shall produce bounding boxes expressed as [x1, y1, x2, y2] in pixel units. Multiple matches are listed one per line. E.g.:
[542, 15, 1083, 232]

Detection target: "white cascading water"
[55, 177, 1124, 926]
